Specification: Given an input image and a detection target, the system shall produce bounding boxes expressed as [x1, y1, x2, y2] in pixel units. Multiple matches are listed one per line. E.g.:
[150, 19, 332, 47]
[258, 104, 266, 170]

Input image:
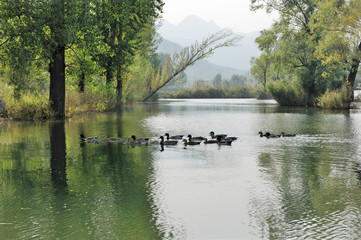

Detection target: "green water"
[1, 99, 361, 239]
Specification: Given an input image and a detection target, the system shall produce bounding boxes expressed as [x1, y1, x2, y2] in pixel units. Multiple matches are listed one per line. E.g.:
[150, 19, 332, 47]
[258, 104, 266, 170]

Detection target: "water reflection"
[1, 99, 361, 239]
[50, 121, 67, 190]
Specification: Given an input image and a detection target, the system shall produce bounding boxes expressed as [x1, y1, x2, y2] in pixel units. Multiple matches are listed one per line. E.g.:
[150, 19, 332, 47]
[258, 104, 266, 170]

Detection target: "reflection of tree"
[50, 120, 67, 190]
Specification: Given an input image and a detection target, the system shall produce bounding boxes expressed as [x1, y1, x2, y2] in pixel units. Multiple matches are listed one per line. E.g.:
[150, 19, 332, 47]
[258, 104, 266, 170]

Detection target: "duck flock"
[80, 131, 296, 146]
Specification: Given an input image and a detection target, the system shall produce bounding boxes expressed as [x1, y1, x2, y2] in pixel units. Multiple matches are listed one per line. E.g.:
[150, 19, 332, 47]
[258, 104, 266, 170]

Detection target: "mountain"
[157, 15, 261, 70]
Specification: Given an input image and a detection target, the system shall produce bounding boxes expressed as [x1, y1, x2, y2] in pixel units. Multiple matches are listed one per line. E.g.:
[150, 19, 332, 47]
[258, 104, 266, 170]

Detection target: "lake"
[1, 98, 361, 239]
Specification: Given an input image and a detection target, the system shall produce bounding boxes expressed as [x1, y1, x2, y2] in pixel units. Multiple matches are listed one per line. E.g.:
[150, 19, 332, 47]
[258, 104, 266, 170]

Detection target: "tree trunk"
[347, 41, 361, 102]
[49, 47, 66, 118]
[116, 69, 123, 109]
[49, 0, 65, 118]
[106, 58, 113, 85]
[78, 72, 85, 92]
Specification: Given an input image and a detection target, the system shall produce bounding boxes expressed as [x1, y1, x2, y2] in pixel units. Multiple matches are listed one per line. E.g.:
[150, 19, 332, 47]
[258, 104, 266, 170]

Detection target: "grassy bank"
[161, 86, 262, 99]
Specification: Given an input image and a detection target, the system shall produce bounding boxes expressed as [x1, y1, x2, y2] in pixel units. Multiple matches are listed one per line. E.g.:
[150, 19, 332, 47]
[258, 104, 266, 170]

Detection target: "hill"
[156, 37, 245, 85]
[157, 15, 261, 70]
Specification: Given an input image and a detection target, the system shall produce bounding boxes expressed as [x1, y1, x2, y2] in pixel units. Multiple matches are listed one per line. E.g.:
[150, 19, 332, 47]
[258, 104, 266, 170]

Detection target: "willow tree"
[142, 31, 243, 102]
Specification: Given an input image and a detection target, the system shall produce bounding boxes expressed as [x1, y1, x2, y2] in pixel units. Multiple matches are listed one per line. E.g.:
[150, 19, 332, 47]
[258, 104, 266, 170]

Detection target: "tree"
[311, 0, 361, 101]
[212, 73, 222, 88]
[251, 0, 361, 107]
[93, 0, 163, 107]
[250, 0, 336, 106]
[0, 0, 95, 117]
[142, 31, 242, 101]
[230, 74, 247, 87]
[251, 55, 271, 89]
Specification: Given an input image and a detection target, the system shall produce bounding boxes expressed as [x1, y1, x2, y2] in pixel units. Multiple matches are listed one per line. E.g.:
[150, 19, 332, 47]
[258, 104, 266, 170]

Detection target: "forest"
[0, 0, 360, 120]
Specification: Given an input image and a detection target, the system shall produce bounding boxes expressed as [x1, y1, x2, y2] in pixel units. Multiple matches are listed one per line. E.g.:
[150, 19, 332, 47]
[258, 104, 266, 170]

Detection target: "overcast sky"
[161, 0, 277, 33]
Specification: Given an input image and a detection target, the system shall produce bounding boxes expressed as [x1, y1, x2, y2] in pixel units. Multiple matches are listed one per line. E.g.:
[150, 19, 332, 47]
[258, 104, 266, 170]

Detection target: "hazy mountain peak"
[158, 15, 260, 72]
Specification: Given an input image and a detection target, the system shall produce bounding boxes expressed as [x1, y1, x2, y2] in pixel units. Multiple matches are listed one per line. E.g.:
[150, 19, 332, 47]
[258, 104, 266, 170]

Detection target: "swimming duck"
[160, 136, 178, 145]
[165, 133, 184, 140]
[103, 136, 121, 142]
[258, 131, 266, 137]
[187, 134, 205, 141]
[224, 136, 238, 141]
[217, 136, 233, 145]
[125, 137, 142, 145]
[280, 132, 296, 137]
[131, 135, 149, 143]
[265, 132, 280, 138]
[183, 139, 201, 145]
[203, 138, 218, 144]
[80, 134, 98, 143]
[209, 131, 227, 139]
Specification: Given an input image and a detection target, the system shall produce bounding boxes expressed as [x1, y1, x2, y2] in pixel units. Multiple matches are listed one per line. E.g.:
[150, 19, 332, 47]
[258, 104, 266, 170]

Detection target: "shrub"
[267, 79, 305, 106]
[317, 83, 351, 109]
[5, 91, 52, 120]
[66, 87, 117, 116]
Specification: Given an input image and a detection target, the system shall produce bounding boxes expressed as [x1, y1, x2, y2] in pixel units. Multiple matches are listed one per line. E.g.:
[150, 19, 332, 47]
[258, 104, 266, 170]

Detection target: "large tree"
[311, 0, 361, 101]
[0, 0, 94, 117]
[251, 0, 361, 106]
[93, 0, 163, 107]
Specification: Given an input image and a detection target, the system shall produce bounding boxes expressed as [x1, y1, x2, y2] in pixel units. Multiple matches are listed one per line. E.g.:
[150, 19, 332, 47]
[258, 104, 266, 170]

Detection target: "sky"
[161, 0, 277, 33]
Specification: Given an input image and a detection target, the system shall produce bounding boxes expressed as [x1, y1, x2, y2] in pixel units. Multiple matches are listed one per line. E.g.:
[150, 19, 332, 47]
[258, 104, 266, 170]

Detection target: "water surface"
[1, 99, 361, 239]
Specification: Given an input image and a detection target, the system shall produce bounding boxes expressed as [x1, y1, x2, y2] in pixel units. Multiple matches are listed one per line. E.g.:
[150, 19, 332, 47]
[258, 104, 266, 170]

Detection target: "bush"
[66, 87, 117, 116]
[5, 91, 52, 120]
[267, 79, 305, 106]
[317, 83, 351, 109]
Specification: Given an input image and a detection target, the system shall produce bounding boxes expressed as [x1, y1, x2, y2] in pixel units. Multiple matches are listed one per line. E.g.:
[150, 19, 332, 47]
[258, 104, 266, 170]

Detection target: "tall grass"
[66, 87, 117, 116]
[4, 91, 52, 120]
[0, 81, 118, 119]
[317, 83, 351, 109]
[163, 86, 258, 99]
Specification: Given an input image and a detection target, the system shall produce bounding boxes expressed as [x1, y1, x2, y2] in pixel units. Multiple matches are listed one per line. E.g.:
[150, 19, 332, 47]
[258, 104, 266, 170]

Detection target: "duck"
[131, 135, 149, 143]
[102, 136, 121, 142]
[125, 137, 142, 145]
[224, 136, 238, 141]
[80, 134, 98, 143]
[265, 132, 280, 138]
[258, 131, 266, 137]
[187, 134, 205, 142]
[280, 132, 296, 137]
[159, 136, 178, 145]
[183, 139, 201, 145]
[203, 138, 218, 144]
[164, 133, 183, 140]
[217, 136, 232, 145]
[209, 131, 227, 139]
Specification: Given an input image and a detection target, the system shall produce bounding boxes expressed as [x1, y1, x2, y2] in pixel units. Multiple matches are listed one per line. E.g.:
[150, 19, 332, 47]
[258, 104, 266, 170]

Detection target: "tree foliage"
[250, 0, 361, 107]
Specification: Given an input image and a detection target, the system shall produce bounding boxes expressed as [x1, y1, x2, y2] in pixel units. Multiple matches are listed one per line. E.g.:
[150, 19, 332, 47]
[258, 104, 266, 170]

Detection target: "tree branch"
[142, 30, 242, 102]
